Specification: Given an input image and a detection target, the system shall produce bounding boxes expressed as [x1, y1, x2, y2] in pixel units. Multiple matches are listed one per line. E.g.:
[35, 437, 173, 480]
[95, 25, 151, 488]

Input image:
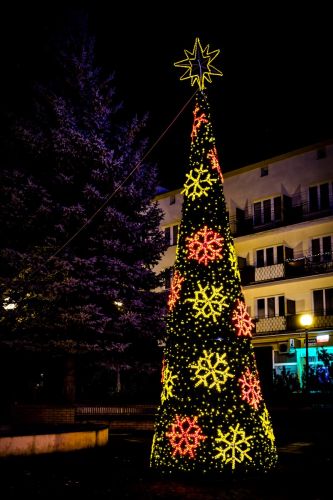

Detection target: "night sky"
[1, 3, 332, 190]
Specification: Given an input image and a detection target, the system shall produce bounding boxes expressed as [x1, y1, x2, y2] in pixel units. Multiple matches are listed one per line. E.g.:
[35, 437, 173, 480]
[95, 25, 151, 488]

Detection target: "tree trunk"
[63, 355, 76, 403]
[116, 365, 121, 393]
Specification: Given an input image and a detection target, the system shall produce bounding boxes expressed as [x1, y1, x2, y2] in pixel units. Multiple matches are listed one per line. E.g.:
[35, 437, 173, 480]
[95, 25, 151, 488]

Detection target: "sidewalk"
[1, 405, 333, 499]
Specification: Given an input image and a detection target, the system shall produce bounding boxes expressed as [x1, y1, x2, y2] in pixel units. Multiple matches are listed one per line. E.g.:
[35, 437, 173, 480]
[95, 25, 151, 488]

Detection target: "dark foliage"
[0, 28, 167, 367]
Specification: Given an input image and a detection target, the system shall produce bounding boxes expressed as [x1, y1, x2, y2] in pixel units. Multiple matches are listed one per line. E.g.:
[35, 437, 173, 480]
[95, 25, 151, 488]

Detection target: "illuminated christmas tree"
[150, 38, 278, 475]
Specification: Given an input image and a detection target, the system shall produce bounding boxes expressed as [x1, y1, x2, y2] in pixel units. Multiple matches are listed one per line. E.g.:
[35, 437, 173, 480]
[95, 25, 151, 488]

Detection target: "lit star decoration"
[191, 104, 208, 140]
[190, 350, 234, 392]
[166, 415, 207, 458]
[161, 364, 178, 403]
[232, 299, 255, 338]
[151, 58, 278, 474]
[207, 146, 224, 182]
[182, 165, 216, 201]
[239, 368, 263, 410]
[168, 270, 185, 311]
[186, 226, 224, 266]
[186, 283, 229, 323]
[215, 423, 253, 470]
[174, 37, 223, 91]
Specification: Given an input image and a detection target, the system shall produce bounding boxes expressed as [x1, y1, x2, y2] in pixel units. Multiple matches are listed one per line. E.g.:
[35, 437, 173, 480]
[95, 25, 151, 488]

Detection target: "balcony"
[255, 263, 284, 281]
[230, 195, 333, 237]
[240, 252, 333, 285]
[285, 255, 333, 279]
[253, 313, 333, 337]
[286, 313, 333, 331]
[254, 316, 286, 335]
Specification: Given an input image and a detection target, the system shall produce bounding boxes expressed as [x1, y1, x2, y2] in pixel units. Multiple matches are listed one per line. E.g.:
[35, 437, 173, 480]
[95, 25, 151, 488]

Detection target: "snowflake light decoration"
[190, 349, 234, 392]
[182, 165, 216, 201]
[161, 357, 166, 383]
[186, 226, 224, 266]
[161, 364, 178, 403]
[228, 244, 241, 282]
[207, 146, 223, 182]
[174, 37, 223, 90]
[214, 423, 253, 470]
[166, 415, 207, 458]
[260, 407, 275, 444]
[239, 368, 263, 410]
[191, 104, 208, 140]
[186, 282, 229, 323]
[168, 270, 185, 311]
[232, 299, 254, 338]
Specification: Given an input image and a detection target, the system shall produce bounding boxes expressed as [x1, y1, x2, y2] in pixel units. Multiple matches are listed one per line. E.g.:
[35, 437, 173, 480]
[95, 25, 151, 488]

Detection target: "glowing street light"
[300, 313, 313, 393]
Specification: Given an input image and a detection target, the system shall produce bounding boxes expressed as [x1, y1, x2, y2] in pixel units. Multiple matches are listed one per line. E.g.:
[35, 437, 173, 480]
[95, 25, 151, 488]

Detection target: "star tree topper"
[174, 37, 223, 90]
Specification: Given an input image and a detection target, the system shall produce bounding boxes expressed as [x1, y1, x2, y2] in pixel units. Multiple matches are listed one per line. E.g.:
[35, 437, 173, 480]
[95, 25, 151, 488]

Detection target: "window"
[256, 245, 293, 267]
[164, 227, 171, 245]
[260, 166, 268, 177]
[313, 288, 333, 315]
[309, 183, 330, 212]
[253, 196, 282, 226]
[173, 225, 179, 246]
[256, 296, 285, 318]
[164, 224, 179, 246]
[311, 235, 332, 263]
[169, 194, 176, 205]
[164, 267, 173, 290]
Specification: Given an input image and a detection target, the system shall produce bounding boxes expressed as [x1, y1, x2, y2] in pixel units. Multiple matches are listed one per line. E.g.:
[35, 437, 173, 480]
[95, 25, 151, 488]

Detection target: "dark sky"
[1, 3, 333, 190]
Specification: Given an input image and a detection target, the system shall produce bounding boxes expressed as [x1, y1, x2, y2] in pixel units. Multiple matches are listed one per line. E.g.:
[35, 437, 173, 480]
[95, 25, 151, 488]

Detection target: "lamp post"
[300, 313, 313, 393]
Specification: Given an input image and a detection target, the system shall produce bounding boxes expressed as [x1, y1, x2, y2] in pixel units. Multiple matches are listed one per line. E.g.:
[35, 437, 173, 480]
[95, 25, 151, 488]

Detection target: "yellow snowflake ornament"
[215, 423, 253, 470]
[186, 282, 229, 323]
[260, 407, 275, 444]
[182, 165, 216, 201]
[161, 364, 177, 403]
[190, 349, 234, 392]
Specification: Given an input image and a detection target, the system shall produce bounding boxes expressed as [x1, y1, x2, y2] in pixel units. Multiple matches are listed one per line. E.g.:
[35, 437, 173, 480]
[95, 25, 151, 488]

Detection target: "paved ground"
[1, 405, 333, 499]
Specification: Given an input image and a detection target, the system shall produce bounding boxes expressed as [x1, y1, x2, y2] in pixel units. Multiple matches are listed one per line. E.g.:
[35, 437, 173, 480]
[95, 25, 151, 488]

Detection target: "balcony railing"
[230, 196, 333, 237]
[241, 253, 333, 285]
[285, 255, 333, 279]
[254, 263, 284, 281]
[286, 313, 333, 331]
[253, 313, 333, 337]
[254, 316, 286, 335]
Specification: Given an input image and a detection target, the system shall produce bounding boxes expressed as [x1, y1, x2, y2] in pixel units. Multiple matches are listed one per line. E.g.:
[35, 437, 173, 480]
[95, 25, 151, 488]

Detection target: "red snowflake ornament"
[186, 226, 224, 266]
[191, 104, 208, 141]
[166, 415, 207, 458]
[239, 368, 263, 410]
[232, 299, 254, 337]
[208, 146, 224, 182]
[168, 270, 185, 311]
[161, 357, 166, 383]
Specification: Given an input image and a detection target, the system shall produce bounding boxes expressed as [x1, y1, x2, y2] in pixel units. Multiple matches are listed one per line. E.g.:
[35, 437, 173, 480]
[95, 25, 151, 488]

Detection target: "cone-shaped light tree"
[151, 38, 278, 474]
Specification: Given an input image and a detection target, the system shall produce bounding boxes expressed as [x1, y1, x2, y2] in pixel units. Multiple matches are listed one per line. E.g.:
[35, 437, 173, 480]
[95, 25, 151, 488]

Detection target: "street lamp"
[300, 313, 313, 393]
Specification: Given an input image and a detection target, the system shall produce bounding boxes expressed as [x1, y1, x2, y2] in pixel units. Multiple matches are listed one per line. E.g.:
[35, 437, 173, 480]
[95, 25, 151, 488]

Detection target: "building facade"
[155, 140, 333, 393]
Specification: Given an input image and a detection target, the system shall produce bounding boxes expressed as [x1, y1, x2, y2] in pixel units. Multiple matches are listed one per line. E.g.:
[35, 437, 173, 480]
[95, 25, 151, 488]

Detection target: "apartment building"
[155, 140, 333, 392]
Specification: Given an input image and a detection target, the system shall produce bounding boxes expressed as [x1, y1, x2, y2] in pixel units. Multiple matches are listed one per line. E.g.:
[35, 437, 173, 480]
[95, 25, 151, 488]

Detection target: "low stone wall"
[0, 426, 108, 457]
[75, 404, 157, 431]
[13, 405, 75, 425]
